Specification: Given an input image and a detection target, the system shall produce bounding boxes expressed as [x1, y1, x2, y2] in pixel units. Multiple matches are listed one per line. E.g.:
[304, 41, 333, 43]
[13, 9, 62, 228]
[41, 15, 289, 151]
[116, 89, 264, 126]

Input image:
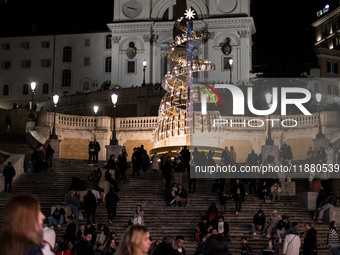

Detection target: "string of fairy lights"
[154, 9, 219, 146]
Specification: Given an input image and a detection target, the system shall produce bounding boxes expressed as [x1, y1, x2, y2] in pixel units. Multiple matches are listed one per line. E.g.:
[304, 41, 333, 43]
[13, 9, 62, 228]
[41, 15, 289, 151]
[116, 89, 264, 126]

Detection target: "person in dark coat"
[281, 143, 293, 165]
[32, 146, 45, 172]
[131, 147, 141, 178]
[84, 189, 97, 223]
[221, 146, 231, 166]
[230, 179, 245, 216]
[93, 139, 100, 164]
[3, 161, 16, 194]
[118, 150, 127, 180]
[303, 223, 317, 255]
[62, 216, 77, 242]
[88, 141, 95, 164]
[141, 151, 150, 173]
[171, 235, 186, 255]
[152, 236, 173, 255]
[105, 187, 120, 224]
[77, 232, 95, 255]
[163, 156, 172, 192]
[180, 146, 190, 172]
[45, 144, 55, 169]
[251, 209, 267, 235]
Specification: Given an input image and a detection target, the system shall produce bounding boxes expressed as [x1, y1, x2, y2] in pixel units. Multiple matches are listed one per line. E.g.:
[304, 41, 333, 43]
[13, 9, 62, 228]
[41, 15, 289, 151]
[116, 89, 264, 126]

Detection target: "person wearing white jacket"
[270, 182, 281, 201]
[283, 223, 301, 255]
[151, 153, 159, 172]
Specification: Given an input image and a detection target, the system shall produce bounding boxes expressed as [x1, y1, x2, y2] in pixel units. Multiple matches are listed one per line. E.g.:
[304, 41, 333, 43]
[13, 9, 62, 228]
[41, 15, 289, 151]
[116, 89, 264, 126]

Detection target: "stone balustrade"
[37, 110, 340, 133]
[116, 117, 158, 130]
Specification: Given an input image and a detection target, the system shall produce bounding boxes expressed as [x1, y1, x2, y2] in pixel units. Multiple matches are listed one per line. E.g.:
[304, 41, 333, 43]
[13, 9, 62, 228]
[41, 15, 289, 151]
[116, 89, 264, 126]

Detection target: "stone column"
[111, 36, 121, 86]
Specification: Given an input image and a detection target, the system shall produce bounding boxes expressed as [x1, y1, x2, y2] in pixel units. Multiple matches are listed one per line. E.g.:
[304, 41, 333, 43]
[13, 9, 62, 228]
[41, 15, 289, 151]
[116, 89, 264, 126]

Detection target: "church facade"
[0, 0, 255, 110]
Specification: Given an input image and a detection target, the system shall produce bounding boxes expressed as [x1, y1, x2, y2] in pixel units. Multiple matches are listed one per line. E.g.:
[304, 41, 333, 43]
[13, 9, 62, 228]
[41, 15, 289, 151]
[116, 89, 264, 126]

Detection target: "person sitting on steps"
[127, 205, 145, 227]
[251, 209, 267, 236]
[270, 182, 281, 201]
[175, 184, 189, 207]
[48, 203, 66, 229]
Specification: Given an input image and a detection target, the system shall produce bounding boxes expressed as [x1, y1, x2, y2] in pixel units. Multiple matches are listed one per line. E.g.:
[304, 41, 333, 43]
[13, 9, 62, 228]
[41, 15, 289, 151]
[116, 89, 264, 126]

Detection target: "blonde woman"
[116, 225, 151, 255]
[0, 194, 45, 255]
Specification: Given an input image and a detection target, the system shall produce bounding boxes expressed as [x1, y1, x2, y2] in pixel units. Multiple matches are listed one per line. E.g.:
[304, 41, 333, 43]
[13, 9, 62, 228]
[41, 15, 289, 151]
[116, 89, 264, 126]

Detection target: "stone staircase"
[0, 156, 333, 255]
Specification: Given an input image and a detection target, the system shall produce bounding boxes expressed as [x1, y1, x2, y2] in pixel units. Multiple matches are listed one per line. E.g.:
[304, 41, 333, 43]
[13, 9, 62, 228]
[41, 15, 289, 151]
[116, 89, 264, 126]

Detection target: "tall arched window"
[62, 70, 71, 87]
[106, 35, 112, 49]
[105, 57, 112, 73]
[3, 84, 9, 96]
[63, 46, 72, 62]
[23, 84, 29, 95]
[42, 83, 49, 94]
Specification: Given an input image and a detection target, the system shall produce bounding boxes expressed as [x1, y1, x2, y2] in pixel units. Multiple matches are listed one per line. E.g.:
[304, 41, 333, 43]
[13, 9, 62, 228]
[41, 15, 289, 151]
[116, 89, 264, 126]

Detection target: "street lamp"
[229, 58, 233, 84]
[49, 93, 59, 139]
[93, 105, 98, 115]
[29, 81, 36, 119]
[265, 92, 274, 145]
[110, 93, 118, 145]
[316, 92, 325, 138]
[142, 59, 147, 86]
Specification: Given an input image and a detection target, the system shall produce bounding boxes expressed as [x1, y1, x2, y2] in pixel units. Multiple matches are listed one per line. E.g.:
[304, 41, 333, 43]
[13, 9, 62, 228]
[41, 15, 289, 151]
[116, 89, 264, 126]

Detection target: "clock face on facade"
[222, 43, 232, 55]
[123, 1, 142, 18]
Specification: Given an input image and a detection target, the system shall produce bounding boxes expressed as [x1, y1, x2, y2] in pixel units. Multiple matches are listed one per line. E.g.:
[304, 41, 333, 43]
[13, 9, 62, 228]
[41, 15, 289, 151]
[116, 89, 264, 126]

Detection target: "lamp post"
[229, 58, 233, 84]
[49, 93, 59, 139]
[110, 93, 118, 145]
[93, 105, 98, 115]
[29, 81, 36, 119]
[316, 92, 325, 139]
[265, 92, 274, 145]
[142, 59, 147, 86]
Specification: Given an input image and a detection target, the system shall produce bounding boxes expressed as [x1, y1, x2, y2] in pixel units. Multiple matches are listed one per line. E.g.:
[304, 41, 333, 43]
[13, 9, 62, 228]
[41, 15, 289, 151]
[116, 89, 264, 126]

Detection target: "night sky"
[0, 0, 334, 65]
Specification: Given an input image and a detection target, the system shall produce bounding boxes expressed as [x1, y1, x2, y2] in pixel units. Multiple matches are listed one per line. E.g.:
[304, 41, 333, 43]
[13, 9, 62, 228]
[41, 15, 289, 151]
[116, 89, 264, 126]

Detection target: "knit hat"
[272, 209, 278, 214]
[43, 227, 56, 248]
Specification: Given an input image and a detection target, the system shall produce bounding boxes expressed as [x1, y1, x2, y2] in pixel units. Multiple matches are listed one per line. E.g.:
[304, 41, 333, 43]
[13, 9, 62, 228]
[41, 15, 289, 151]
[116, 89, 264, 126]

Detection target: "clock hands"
[127, 6, 138, 10]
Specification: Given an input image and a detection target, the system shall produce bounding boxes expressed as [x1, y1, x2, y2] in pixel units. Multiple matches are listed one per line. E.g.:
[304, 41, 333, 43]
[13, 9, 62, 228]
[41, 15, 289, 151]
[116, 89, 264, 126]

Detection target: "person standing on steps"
[283, 222, 301, 255]
[46, 144, 55, 169]
[105, 187, 120, 224]
[141, 151, 150, 173]
[173, 156, 184, 186]
[180, 146, 190, 172]
[230, 179, 245, 216]
[3, 161, 16, 195]
[327, 221, 340, 255]
[302, 223, 317, 255]
[118, 149, 128, 180]
[93, 139, 100, 164]
[151, 152, 159, 172]
[4, 115, 11, 134]
[132, 147, 141, 178]
[84, 189, 97, 224]
[88, 141, 95, 165]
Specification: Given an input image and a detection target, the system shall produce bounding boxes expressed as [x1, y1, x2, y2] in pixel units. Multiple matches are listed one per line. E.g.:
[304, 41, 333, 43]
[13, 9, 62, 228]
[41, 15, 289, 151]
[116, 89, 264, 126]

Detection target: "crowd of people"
[2, 141, 340, 255]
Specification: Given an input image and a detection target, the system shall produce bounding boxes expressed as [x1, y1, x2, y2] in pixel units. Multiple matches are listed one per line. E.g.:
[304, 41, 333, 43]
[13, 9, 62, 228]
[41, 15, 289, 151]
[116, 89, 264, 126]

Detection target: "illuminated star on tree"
[184, 8, 196, 20]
